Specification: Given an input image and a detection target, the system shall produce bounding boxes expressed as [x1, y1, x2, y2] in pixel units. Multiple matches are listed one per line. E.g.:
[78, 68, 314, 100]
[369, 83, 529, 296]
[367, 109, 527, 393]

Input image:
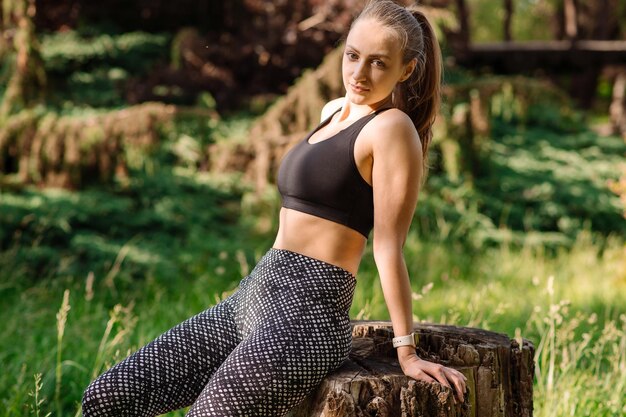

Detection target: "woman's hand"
[398, 349, 468, 404]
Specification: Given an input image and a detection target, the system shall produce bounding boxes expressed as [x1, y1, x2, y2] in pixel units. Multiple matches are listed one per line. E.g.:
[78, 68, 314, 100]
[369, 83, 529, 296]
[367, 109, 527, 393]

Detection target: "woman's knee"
[81, 376, 125, 416]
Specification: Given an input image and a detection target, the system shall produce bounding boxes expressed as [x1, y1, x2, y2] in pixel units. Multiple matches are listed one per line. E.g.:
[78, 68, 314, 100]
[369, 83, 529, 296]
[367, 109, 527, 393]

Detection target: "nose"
[352, 60, 367, 82]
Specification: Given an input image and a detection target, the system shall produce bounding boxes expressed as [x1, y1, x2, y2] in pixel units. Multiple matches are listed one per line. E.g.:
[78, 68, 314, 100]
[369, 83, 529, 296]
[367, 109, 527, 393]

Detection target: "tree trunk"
[591, 0, 616, 40]
[288, 321, 534, 417]
[453, 0, 470, 53]
[0, 0, 46, 120]
[503, 0, 513, 41]
[563, 0, 578, 40]
[610, 70, 626, 137]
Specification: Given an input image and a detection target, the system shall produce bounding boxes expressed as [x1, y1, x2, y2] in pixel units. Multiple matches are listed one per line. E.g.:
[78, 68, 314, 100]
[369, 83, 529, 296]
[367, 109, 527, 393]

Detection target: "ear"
[399, 58, 417, 82]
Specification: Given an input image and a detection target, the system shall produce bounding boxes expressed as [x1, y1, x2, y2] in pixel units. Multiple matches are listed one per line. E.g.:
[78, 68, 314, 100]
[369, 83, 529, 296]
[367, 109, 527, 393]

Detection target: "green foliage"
[41, 31, 170, 75]
[417, 125, 626, 248]
[56, 67, 130, 108]
[0, 110, 625, 416]
[480, 123, 626, 235]
[1, 14, 625, 413]
[39, 30, 170, 108]
[0, 168, 244, 286]
[488, 81, 584, 132]
[159, 109, 221, 167]
[425, 79, 626, 247]
[468, 0, 556, 42]
[1, 230, 624, 416]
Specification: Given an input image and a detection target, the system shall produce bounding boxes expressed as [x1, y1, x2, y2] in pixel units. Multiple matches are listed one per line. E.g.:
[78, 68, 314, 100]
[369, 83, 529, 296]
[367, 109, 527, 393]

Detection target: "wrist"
[397, 346, 419, 370]
[397, 345, 417, 360]
[392, 332, 418, 348]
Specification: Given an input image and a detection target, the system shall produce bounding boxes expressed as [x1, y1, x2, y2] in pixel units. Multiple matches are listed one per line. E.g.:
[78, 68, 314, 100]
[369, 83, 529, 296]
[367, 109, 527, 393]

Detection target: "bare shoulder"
[320, 98, 345, 121]
[366, 108, 420, 151]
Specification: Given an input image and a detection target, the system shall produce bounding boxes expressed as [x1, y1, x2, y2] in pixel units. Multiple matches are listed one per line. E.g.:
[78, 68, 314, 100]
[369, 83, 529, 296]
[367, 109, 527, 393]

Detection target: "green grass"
[1, 105, 625, 416]
[1, 219, 625, 416]
[40, 30, 171, 109]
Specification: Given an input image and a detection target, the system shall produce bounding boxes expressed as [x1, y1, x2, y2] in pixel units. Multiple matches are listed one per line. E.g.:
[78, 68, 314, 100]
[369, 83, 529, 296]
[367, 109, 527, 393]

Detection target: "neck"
[338, 95, 393, 121]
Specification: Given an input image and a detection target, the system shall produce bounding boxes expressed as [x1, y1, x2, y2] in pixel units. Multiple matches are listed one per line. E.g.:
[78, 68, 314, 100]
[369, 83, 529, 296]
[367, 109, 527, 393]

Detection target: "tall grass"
[1, 230, 624, 416]
[531, 288, 626, 416]
[1, 105, 624, 415]
[54, 290, 70, 416]
[353, 231, 626, 417]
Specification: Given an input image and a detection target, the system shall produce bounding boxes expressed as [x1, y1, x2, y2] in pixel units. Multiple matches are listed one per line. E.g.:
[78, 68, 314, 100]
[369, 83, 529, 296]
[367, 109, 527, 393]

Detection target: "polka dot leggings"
[82, 248, 356, 416]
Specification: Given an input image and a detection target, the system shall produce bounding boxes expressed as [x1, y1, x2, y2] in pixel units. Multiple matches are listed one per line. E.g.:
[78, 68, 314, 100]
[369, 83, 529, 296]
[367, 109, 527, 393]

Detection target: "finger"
[412, 371, 437, 384]
[433, 368, 453, 390]
[430, 368, 455, 398]
[450, 377, 465, 403]
[447, 369, 465, 395]
[446, 369, 466, 403]
[432, 367, 463, 404]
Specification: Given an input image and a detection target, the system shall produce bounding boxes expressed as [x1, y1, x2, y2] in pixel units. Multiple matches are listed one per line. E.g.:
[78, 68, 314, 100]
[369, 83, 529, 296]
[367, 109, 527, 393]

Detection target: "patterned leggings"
[82, 248, 356, 417]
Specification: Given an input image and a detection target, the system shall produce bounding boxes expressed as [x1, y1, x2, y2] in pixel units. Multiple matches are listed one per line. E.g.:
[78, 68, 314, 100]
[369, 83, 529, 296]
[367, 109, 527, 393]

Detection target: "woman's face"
[342, 18, 415, 108]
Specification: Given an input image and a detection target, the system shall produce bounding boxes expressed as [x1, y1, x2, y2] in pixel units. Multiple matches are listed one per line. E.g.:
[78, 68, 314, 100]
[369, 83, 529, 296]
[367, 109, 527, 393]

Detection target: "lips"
[350, 83, 369, 93]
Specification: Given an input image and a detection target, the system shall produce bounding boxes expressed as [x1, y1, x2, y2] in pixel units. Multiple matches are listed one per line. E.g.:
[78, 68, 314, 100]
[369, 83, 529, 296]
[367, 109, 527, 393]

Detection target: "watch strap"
[392, 332, 418, 348]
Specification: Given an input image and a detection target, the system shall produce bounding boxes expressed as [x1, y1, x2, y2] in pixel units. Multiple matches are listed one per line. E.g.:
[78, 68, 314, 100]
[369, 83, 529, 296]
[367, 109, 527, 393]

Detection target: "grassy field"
[2, 16, 625, 416]
[1, 111, 625, 416]
[4, 239, 626, 417]
[1, 201, 625, 416]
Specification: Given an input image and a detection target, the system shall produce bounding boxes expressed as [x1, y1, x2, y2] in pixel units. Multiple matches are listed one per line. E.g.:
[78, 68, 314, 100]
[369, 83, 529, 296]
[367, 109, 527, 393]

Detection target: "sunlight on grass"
[349, 232, 626, 417]
[1, 121, 625, 415]
[1, 234, 625, 416]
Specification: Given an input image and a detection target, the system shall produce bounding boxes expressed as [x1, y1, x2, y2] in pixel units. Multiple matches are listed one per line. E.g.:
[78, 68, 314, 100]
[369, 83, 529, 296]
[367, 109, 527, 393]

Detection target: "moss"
[0, 103, 217, 188]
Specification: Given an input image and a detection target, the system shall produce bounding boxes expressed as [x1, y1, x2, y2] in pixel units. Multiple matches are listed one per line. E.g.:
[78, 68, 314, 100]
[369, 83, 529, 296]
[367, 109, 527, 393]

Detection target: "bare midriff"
[272, 208, 367, 277]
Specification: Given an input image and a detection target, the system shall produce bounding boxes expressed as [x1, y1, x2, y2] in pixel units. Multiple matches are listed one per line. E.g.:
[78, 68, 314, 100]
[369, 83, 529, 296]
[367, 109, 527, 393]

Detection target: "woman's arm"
[371, 110, 467, 403]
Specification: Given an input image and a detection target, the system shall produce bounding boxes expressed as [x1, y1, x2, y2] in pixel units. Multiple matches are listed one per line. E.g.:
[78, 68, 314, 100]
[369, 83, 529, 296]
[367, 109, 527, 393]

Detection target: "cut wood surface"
[288, 321, 534, 417]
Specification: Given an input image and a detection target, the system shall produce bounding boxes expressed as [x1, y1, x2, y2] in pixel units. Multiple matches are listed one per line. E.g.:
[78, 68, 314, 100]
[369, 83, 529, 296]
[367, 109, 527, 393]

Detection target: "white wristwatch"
[392, 332, 418, 348]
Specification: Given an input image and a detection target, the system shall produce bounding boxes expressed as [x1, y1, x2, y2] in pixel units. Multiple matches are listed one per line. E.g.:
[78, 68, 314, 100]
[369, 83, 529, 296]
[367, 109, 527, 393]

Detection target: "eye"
[345, 51, 359, 61]
[372, 59, 386, 68]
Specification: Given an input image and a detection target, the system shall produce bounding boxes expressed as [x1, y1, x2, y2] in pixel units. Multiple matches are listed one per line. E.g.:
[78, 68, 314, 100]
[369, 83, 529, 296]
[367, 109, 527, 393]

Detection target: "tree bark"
[610, 70, 626, 137]
[563, 0, 578, 40]
[503, 0, 513, 42]
[288, 321, 534, 417]
[453, 0, 470, 52]
[0, 0, 46, 120]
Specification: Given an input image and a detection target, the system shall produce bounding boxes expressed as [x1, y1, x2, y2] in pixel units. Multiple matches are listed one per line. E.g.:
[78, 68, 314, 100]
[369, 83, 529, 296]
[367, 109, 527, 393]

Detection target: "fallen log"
[455, 40, 626, 73]
[289, 321, 534, 417]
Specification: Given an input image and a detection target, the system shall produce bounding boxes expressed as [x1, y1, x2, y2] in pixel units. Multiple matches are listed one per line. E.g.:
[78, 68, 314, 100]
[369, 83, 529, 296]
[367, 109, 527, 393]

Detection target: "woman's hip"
[231, 248, 356, 339]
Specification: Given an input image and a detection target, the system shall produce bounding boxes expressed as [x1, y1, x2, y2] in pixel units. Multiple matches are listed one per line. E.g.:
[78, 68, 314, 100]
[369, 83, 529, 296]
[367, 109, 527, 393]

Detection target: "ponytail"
[396, 9, 442, 174]
[353, 1, 443, 176]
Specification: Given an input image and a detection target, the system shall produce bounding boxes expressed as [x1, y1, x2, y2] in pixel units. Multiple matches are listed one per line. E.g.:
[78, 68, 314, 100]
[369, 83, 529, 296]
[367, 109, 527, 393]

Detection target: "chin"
[350, 97, 388, 110]
[347, 96, 365, 105]
[346, 93, 373, 106]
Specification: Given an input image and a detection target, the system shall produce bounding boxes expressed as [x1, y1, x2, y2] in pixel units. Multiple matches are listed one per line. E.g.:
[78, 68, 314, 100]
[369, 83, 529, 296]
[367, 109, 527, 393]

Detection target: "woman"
[82, 1, 467, 415]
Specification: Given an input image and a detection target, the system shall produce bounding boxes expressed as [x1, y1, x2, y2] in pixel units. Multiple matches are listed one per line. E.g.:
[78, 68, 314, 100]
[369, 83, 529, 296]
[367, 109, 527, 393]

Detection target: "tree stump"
[288, 321, 534, 417]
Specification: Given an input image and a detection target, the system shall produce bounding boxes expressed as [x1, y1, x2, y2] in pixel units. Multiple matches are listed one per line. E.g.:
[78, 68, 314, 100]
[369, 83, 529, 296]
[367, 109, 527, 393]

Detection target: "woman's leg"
[186, 321, 349, 417]
[185, 248, 356, 417]
[82, 298, 241, 417]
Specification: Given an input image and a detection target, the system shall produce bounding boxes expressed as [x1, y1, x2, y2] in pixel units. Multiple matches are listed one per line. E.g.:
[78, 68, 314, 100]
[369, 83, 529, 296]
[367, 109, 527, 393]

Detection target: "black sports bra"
[277, 107, 390, 237]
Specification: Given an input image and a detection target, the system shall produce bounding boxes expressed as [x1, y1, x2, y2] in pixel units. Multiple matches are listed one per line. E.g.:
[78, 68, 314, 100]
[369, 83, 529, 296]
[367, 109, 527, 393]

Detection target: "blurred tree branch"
[0, 0, 46, 121]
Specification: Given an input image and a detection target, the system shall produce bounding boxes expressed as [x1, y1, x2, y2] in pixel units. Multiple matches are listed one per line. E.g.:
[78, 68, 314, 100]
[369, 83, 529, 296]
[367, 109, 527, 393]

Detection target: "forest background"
[1, 0, 626, 416]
